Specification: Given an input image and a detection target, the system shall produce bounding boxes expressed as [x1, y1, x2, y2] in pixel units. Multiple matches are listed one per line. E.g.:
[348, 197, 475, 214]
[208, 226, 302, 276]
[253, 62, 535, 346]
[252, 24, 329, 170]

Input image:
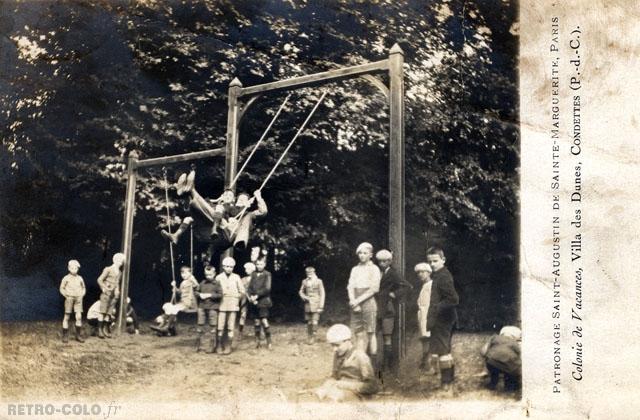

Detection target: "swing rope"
[229, 93, 293, 189]
[229, 90, 328, 234]
[162, 167, 177, 304]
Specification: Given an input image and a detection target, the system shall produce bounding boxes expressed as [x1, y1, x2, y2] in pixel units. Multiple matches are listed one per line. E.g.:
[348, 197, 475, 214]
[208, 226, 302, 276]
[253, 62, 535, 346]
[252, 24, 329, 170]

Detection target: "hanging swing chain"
[229, 93, 293, 189]
[162, 167, 177, 303]
[229, 90, 328, 234]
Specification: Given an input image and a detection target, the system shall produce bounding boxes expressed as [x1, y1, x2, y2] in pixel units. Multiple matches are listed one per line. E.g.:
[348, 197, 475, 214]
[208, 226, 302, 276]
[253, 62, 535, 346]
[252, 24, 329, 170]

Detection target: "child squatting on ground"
[314, 324, 379, 402]
[425, 246, 460, 388]
[216, 257, 245, 354]
[298, 266, 325, 344]
[481, 325, 522, 392]
[347, 242, 381, 363]
[59, 259, 86, 343]
[96, 253, 125, 339]
[195, 265, 222, 353]
[247, 258, 273, 349]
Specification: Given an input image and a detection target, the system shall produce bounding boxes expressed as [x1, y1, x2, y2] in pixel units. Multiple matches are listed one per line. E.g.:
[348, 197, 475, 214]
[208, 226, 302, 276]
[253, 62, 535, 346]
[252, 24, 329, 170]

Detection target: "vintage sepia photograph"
[0, 0, 524, 416]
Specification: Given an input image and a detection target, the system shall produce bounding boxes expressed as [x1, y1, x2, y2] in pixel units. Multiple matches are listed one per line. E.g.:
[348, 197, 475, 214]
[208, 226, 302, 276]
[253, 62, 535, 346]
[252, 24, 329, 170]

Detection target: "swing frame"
[117, 44, 405, 360]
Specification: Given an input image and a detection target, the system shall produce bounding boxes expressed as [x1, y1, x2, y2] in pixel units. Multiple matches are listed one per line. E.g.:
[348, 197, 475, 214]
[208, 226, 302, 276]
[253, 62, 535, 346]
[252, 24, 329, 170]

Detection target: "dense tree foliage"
[1, 0, 518, 327]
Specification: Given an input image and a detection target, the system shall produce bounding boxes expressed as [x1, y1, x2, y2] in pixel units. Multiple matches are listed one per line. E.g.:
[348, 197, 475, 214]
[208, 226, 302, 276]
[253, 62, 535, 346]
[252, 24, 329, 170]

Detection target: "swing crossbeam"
[135, 147, 226, 169]
[238, 60, 389, 97]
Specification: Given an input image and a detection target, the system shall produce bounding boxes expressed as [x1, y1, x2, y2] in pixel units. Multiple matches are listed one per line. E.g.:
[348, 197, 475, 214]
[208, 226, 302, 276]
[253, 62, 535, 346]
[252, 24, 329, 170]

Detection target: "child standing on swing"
[215, 257, 244, 354]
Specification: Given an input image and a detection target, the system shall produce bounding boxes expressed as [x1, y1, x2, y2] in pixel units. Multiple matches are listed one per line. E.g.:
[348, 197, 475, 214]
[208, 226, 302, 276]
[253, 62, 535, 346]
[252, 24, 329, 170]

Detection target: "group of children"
[149, 256, 275, 355]
[59, 253, 139, 343]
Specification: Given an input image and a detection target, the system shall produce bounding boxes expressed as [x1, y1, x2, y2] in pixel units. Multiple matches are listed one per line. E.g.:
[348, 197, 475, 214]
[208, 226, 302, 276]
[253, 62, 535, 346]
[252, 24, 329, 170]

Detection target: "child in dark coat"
[425, 246, 459, 388]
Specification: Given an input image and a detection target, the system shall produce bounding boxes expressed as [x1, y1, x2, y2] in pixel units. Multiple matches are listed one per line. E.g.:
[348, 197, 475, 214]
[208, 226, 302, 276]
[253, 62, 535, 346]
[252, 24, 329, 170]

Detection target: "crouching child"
[481, 326, 522, 392]
[314, 324, 378, 402]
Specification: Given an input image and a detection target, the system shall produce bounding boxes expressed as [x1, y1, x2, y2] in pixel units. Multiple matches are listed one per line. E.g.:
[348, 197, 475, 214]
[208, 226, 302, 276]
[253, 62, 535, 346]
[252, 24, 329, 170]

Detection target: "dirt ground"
[0, 320, 519, 404]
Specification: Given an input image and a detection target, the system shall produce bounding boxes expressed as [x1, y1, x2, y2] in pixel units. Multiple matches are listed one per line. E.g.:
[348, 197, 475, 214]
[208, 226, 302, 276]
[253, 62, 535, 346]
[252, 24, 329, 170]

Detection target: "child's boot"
[224, 336, 233, 355]
[161, 220, 189, 245]
[265, 328, 272, 350]
[383, 345, 393, 372]
[255, 325, 262, 348]
[439, 354, 455, 388]
[97, 321, 105, 339]
[195, 330, 204, 352]
[306, 323, 314, 344]
[62, 328, 69, 343]
[74, 325, 85, 343]
[175, 173, 188, 196]
[206, 334, 217, 354]
[103, 322, 112, 338]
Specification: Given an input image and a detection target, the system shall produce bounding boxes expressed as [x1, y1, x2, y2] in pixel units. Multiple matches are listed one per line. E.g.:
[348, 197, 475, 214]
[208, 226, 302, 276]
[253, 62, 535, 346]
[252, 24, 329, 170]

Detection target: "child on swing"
[96, 253, 125, 339]
[160, 170, 268, 253]
[171, 265, 199, 312]
[298, 266, 325, 344]
[59, 259, 86, 343]
[215, 257, 245, 354]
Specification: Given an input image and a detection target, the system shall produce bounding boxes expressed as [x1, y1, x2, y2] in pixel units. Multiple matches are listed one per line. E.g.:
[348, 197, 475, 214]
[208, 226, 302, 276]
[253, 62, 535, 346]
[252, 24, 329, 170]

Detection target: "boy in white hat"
[346, 242, 381, 359]
[96, 253, 125, 339]
[215, 256, 245, 354]
[59, 259, 86, 343]
[375, 249, 412, 373]
[314, 324, 378, 402]
[415, 262, 436, 373]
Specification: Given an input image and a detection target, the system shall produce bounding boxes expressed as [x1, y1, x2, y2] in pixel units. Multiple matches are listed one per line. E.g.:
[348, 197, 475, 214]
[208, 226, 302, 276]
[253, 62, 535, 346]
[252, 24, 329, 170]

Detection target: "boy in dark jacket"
[247, 258, 273, 349]
[195, 265, 223, 353]
[375, 249, 412, 373]
[481, 326, 522, 391]
[426, 246, 459, 388]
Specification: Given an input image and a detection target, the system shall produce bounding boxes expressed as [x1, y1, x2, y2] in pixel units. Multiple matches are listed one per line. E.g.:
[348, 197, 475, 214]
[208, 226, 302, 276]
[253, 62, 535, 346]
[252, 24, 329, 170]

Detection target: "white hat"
[356, 242, 373, 254]
[414, 262, 432, 272]
[68, 259, 81, 268]
[222, 256, 236, 267]
[112, 252, 125, 264]
[243, 262, 256, 270]
[499, 326, 522, 341]
[375, 249, 392, 260]
[326, 324, 352, 344]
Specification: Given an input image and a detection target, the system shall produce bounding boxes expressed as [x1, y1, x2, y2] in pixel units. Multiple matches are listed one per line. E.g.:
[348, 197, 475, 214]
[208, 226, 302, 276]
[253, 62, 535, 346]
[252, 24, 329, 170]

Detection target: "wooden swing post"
[116, 150, 138, 335]
[223, 44, 406, 358]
